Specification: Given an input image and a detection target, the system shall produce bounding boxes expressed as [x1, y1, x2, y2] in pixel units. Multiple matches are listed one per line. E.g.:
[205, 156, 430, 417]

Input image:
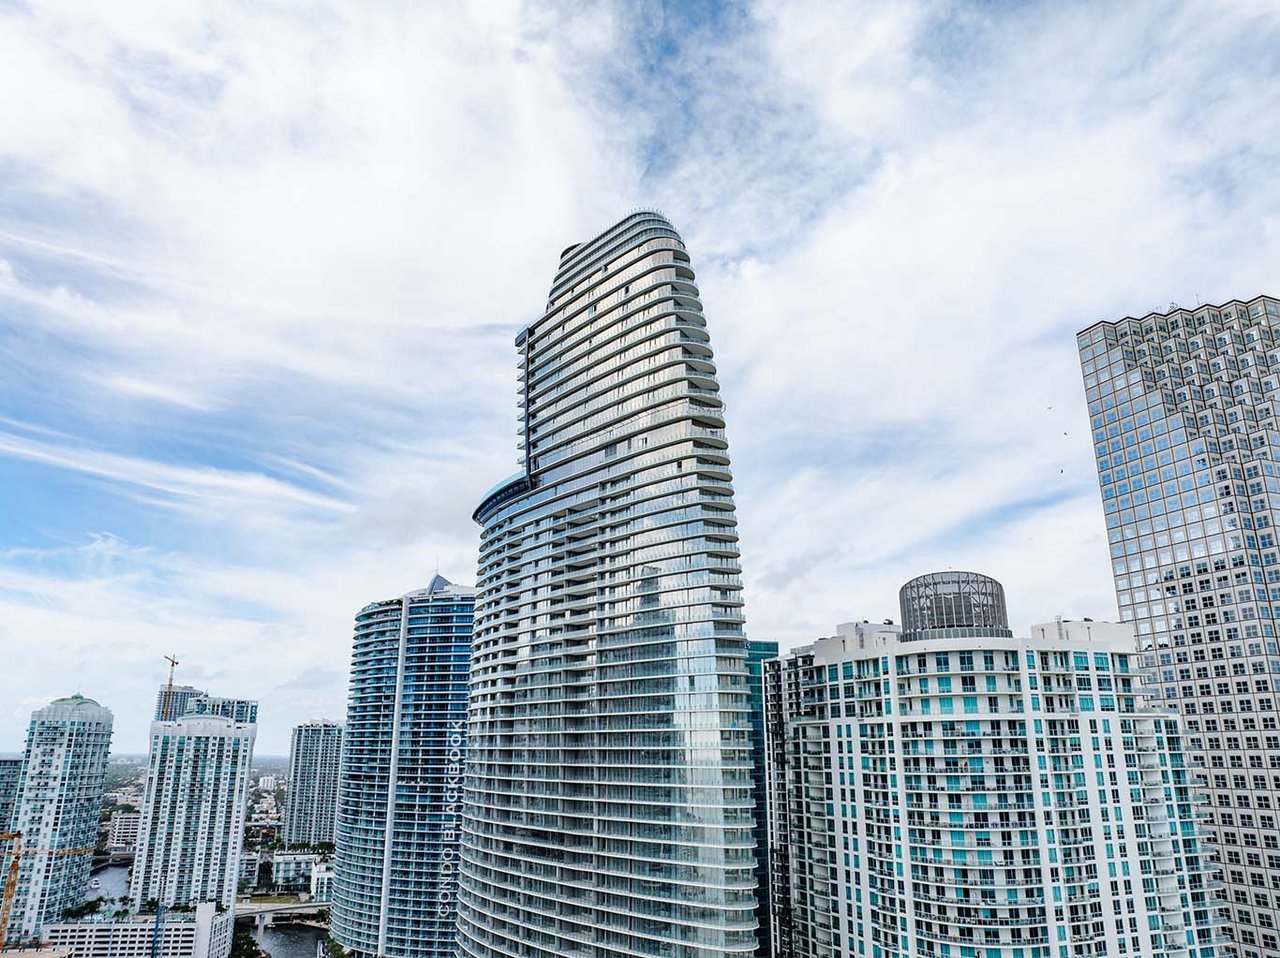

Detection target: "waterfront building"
[106, 811, 141, 852]
[331, 574, 473, 958]
[154, 685, 206, 722]
[44, 902, 233, 958]
[283, 720, 342, 847]
[267, 851, 320, 894]
[746, 639, 778, 958]
[457, 210, 756, 958]
[238, 852, 262, 893]
[311, 858, 334, 903]
[765, 571, 1222, 958]
[6, 695, 112, 943]
[1078, 294, 1280, 956]
[129, 695, 257, 910]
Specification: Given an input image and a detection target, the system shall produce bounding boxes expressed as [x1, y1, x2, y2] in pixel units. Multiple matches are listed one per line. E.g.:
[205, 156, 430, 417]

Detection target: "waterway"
[252, 923, 327, 958]
[88, 865, 328, 958]
[87, 863, 129, 902]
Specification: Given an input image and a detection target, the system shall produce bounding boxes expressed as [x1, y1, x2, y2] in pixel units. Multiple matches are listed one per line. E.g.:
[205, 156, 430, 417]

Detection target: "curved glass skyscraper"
[332, 574, 474, 958]
[458, 211, 756, 958]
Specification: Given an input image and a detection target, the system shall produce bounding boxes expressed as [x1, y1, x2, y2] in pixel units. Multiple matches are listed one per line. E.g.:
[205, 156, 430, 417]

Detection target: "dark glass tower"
[746, 639, 778, 958]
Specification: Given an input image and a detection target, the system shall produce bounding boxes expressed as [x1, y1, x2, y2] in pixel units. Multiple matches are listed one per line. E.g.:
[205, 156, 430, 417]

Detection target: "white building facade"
[1079, 294, 1280, 957]
[44, 902, 233, 958]
[7, 695, 113, 943]
[130, 696, 257, 910]
[282, 721, 342, 847]
[107, 811, 140, 852]
[765, 572, 1222, 958]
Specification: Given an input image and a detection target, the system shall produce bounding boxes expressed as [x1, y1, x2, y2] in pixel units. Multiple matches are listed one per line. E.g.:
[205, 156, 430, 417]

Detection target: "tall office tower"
[331, 575, 474, 958]
[284, 720, 343, 847]
[154, 684, 207, 721]
[746, 639, 778, 958]
[1078, 294, 1280, 957]
[458, 210, 756, 958]
[0, 755, 21, 828]
[129, 694, 257, 910]
[765, 572, 1223, 958]
[5, 695, 112, 943]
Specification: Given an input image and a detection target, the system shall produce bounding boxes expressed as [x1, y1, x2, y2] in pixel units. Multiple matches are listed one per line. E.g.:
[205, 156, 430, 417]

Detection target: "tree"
[230, 927, 268, 958]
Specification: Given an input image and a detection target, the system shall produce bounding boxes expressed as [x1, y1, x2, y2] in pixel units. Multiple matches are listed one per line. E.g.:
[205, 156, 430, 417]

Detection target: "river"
[87, 864, 129, 902]
[89, 865, 327, 958]
[252, 923, 327, 958]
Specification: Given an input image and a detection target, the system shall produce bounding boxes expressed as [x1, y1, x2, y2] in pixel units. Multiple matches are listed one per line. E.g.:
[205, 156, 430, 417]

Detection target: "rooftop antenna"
[161, 654, 179, 721]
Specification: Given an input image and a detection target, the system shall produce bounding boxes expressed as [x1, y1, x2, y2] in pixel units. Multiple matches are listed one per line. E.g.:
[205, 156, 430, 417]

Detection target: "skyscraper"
[331, 574, 473, 958]
[1078, 294, 1280, 957]
[746, 639, 778, 958]
[457, 210, 757, 958]
[154, 684, 207, 722]
[130, 694, 257, 910]
[284, 720, 343, 847]
[766, 572, 1222, 958]
[5, 695, 113, 943]
[0, 755, 21, 829]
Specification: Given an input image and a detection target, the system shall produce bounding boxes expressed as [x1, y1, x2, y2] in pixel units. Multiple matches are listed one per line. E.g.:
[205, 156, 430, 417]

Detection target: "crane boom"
[0, 831, 96, 946]
[161, 654, 180, 720]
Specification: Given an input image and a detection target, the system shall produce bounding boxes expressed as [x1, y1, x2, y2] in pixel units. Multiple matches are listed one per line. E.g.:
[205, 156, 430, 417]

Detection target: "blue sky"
[2, 0, 1278, 753]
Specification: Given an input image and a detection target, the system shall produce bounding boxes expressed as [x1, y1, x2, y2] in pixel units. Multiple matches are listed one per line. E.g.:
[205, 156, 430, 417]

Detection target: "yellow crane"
[0, 831, 96, 946]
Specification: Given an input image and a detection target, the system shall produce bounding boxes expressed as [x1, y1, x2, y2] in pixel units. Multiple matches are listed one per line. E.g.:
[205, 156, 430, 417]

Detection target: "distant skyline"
[2, 1, 1279, 752]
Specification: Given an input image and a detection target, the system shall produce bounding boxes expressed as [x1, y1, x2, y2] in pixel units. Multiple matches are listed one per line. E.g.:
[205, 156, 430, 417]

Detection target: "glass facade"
[766, 578, 1222, 958]
[6, 695, 112, 942]
[1078, 294, 1280, 957]
[746, 640, 778, 958]
[457, 210, 757, 958]
[284, 720, 343, 847]
[332, 574, 473, 958]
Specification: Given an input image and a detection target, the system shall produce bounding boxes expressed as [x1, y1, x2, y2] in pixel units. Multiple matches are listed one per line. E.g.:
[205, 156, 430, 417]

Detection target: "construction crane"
[0, 831, 95, 946]
[161, 654, 180, 721]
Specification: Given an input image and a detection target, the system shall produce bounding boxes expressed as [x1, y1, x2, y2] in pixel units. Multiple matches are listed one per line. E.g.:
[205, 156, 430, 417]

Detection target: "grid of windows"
[766, 584, 1222, 958]
[1079, 294, 1280, 957]
[331, 575, 473, 958]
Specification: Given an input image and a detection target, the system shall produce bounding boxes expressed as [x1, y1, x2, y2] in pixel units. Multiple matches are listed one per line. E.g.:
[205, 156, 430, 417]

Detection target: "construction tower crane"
[0, 831, 95, 946]
[160, 654, 179, 721]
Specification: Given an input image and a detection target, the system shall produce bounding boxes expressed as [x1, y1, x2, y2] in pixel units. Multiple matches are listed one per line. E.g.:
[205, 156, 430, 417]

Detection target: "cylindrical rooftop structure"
[898, 571, 1012, 641]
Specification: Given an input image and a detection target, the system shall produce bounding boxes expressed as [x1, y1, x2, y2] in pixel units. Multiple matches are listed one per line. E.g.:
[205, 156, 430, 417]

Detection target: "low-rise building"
[310, 859, 334, 903]
[107, 811, 141, 852]
[44, 903, 233, 958]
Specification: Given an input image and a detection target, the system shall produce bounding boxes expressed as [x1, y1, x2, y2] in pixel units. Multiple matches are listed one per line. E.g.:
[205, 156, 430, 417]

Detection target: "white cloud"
[0, 1, 1278, 750]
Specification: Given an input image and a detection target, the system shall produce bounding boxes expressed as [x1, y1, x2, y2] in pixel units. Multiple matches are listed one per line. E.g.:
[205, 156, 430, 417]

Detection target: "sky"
[1, 0, 1278, 754]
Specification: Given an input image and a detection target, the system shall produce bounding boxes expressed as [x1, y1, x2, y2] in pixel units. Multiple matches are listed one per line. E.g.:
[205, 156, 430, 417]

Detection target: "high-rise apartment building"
[155, 684, 207, 722]
[766, 572, 1222, 958]
[457, 210, 757, 958]
[283, 720, 343, 847]
[1078, 294, 1280, 957]
[0, 755, 22, 829]
[130, 694, 257, 911]
[5, 695, 113, 943]
[747, 639, 778, 958]
[331, 575, 473, 958]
